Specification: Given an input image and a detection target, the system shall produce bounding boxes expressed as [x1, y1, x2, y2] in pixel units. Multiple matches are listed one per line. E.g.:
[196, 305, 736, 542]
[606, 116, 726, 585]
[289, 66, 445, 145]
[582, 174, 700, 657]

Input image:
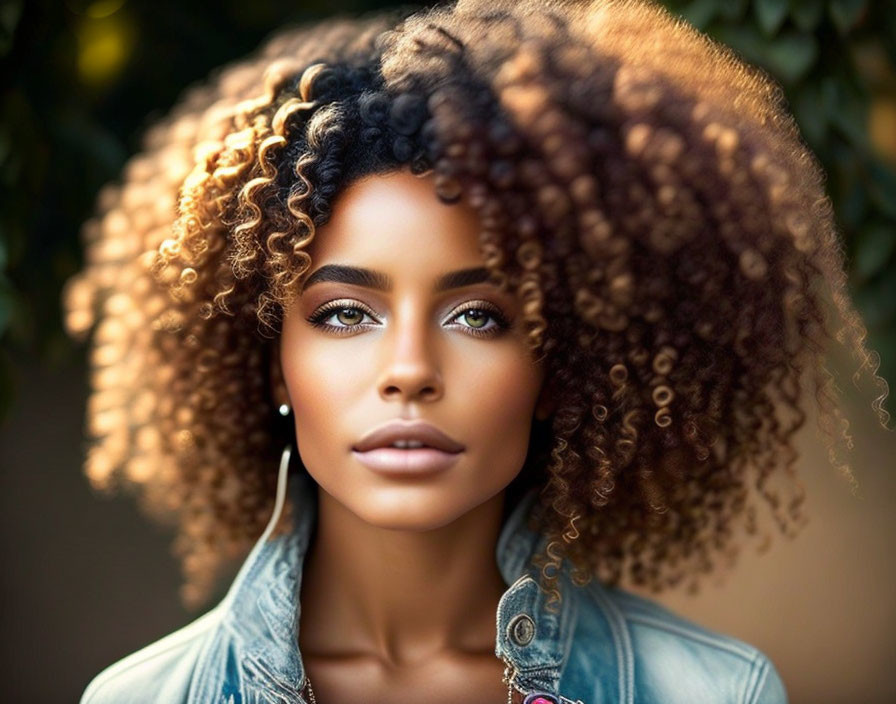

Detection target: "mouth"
[352, 419, 465, 476]
[351, 446, 463, 476]
[353, 419, 465, 454]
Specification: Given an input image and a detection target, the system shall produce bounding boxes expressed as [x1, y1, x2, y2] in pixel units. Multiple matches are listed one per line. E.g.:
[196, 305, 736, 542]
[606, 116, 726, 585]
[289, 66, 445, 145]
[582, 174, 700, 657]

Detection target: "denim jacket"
[81, 448, 787, 704]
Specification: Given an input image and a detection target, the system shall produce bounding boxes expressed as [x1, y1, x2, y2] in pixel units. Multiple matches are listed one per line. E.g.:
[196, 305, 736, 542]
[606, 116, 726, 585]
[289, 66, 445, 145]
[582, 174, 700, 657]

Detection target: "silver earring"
[279, 403, 291, 417]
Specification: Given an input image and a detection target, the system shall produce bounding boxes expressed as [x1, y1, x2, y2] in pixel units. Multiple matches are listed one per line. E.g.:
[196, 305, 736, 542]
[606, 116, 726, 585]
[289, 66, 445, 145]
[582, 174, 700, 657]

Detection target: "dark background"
[1, 1, 895, 702]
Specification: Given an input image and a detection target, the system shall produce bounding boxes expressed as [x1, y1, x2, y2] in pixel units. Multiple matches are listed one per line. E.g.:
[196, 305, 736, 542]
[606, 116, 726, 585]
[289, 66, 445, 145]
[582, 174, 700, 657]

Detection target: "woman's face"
[280, 169, 546, 531]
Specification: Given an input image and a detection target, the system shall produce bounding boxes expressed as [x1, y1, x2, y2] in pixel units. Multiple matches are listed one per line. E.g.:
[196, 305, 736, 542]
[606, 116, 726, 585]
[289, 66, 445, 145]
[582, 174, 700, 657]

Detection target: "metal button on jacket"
[508, 613, 536, 646]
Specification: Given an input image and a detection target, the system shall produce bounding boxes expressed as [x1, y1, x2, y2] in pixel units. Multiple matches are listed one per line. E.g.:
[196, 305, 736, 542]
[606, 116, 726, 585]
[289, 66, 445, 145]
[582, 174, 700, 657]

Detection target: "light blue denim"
[81, 449, 787, 703]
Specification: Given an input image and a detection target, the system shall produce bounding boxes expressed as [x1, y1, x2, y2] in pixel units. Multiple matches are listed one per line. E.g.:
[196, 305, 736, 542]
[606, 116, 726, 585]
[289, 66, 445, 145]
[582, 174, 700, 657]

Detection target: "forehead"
[305, 170, 484, 268]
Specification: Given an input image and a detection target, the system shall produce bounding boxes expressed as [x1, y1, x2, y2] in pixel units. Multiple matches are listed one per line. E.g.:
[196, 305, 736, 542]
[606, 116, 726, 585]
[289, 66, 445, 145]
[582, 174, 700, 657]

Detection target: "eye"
[306, 298, 511, 338]
[446, 301, 511, 338]
[306, 299, 379, 334]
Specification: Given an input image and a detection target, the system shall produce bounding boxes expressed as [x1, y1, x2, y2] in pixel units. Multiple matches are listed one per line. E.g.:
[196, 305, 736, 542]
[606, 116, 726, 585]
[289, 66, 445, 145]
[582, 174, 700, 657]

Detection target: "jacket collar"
[186, 447, 586, 704]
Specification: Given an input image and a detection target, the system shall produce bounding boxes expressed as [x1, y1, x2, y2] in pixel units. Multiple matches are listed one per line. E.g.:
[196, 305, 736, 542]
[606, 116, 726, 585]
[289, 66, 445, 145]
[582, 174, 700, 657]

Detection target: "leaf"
[718, 0, 749, 22]
[867, 159, 896, 219]
[828, 0, 868, 34]
[854, 272, 896, 328]
[792, 81, 829, 146]
[790, 0, 826, 32]
[764, 32, 819, 83]
[827, 78, 871, 147]
[854, 222, 896, 280]
[755, 0, 790, 37]
[678, 0, 720, 30]
[834, 158, 869, 229]
[714, 25, 818, 83]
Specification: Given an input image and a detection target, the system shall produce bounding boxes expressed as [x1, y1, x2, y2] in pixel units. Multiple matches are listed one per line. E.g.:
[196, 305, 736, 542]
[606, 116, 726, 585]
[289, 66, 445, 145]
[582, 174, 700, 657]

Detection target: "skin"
[279, 169, 552, 703]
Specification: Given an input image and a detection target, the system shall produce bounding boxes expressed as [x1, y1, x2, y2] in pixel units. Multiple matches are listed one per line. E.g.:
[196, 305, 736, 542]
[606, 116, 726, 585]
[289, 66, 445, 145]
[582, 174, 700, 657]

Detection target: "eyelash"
[306, 298, 511, 338]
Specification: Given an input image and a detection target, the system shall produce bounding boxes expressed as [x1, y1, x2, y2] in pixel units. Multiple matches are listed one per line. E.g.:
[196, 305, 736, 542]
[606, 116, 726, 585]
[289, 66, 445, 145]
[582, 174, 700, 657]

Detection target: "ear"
[534, 381, 556, 421]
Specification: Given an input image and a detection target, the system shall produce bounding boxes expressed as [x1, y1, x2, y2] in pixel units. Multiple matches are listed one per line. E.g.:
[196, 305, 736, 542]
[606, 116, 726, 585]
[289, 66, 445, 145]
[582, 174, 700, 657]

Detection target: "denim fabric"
[81, 450, 787, 704]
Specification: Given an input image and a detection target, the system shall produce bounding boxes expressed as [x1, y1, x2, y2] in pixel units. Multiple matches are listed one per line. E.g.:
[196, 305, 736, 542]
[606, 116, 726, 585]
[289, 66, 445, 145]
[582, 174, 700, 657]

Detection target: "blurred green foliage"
[1, 0, 894, 419]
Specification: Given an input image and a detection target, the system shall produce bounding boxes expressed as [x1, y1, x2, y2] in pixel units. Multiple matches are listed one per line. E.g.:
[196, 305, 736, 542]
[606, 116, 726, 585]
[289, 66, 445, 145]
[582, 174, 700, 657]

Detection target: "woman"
[64, 1, 887, 702]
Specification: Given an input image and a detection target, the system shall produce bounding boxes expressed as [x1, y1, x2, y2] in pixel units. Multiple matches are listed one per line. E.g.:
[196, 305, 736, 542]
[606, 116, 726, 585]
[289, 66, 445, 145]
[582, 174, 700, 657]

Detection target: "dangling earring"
[253, 443, 293, 545]
[278, 404, 296, 457]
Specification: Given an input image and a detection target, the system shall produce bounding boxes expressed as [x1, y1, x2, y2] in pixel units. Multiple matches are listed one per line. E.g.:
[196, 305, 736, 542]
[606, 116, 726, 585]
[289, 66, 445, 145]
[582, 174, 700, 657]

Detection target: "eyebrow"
[300, 264, 493, 293]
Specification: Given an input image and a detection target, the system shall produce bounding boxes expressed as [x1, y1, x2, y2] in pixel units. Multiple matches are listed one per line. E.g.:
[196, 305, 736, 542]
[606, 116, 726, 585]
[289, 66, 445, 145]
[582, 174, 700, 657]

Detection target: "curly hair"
[63, 0, 889, 609]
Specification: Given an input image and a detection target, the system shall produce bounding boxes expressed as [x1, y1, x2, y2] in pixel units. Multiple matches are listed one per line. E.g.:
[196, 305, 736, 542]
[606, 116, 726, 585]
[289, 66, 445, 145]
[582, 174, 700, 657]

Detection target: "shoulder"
[570, 582, 787, 704]
[79, 606, 222, 704]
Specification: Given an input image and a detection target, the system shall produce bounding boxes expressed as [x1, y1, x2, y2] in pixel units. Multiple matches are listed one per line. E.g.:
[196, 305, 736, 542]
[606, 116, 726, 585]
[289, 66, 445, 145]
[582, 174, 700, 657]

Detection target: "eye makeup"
[442, 300, 512, 338]
[306, 297, 512, 338]
[306, 298, 380, 335]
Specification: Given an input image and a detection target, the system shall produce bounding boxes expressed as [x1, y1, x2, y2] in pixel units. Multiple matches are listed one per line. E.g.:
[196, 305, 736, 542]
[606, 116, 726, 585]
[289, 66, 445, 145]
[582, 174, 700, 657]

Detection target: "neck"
[297, 485, 510, 668]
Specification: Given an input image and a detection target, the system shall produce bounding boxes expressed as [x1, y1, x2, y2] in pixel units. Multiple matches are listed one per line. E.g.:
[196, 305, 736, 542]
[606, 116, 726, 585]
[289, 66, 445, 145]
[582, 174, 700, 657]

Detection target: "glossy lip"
[352, 419, 465, 453]
[351, 446, 463, 477]
[352, 419, 465, 477]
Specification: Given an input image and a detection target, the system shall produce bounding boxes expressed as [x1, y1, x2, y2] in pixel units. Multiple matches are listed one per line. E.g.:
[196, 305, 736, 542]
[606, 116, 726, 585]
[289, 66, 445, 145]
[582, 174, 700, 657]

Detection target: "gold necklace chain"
[303, 674, 317, 704]
[502, 658, 516, 704]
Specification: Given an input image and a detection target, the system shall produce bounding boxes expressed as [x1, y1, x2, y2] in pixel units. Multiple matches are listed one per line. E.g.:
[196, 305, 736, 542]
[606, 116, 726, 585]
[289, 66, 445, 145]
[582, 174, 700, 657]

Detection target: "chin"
[345, 488, 486, 532]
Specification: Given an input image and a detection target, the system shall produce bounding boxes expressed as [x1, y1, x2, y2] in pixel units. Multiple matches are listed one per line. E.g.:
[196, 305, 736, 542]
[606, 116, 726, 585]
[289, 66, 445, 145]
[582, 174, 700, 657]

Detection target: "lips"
[351, 446, 463, 475]
[352, 419, 465, 454]
[352, 419, 465, 476]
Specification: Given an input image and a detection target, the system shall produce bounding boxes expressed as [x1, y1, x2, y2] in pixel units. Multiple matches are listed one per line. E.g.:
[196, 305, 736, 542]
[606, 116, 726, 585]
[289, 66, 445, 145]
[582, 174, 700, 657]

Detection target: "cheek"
[461, 350, 542, 472]
[280, 335, 365, 450]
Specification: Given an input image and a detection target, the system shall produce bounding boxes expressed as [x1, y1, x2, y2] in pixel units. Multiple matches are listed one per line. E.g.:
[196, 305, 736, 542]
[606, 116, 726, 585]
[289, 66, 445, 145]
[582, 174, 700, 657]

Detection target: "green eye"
[308, 299, 510, 338]
[335, 308, 364, 326]
[449, 302, 511, 337]
[307, 300, 378, 333]
[462, 310, 489, 328]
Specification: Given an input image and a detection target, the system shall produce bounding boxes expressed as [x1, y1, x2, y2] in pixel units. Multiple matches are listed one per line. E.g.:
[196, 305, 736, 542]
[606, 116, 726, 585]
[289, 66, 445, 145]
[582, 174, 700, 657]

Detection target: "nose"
[376, 306, 443, 404]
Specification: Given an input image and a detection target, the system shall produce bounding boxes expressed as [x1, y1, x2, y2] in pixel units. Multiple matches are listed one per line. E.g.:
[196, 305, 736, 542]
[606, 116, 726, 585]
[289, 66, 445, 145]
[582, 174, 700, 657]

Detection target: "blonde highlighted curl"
[63, 0, 889, 609]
